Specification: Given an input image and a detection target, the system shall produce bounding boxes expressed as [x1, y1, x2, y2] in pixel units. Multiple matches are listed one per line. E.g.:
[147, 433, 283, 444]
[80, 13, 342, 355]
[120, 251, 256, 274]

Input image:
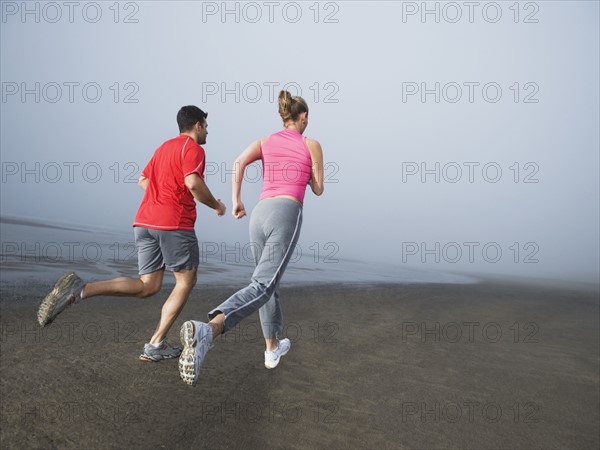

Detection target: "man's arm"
[138, 175, 149, 191]
[185, 173, 226, 216]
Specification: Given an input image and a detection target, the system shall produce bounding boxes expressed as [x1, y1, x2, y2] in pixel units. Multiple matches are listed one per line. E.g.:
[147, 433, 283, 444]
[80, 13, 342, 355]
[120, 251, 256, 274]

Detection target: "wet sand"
[0, 280, 598, 449]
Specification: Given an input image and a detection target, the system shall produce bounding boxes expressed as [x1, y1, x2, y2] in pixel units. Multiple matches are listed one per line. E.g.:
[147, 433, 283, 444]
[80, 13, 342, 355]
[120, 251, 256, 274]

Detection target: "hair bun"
[278, 90, 308, 124]
[278, 90, 293, 121]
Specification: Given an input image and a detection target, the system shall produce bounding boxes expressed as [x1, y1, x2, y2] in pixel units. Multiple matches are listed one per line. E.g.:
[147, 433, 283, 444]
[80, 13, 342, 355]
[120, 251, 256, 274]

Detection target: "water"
[0, 215, 477, 286]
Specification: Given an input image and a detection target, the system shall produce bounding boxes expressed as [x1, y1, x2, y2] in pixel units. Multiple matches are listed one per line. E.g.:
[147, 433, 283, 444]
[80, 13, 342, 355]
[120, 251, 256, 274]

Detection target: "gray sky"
[1, 1, 599, 283]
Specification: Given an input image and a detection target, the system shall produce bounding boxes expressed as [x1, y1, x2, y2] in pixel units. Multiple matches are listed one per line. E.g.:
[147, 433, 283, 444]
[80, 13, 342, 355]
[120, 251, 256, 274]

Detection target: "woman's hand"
[232, 200, 246, 219]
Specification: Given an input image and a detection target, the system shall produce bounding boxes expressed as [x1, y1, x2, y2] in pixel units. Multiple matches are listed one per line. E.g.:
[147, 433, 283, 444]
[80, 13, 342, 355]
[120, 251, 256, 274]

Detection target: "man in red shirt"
[37, 106, 226, 362]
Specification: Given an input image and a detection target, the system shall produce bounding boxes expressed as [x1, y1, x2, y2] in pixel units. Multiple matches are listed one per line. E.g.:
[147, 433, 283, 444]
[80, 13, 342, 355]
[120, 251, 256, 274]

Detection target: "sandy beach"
[0, 280, 598, 449]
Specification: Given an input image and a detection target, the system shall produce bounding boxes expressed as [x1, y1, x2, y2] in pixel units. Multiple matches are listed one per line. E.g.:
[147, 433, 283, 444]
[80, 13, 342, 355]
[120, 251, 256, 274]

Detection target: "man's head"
[177, 105, 208, 145]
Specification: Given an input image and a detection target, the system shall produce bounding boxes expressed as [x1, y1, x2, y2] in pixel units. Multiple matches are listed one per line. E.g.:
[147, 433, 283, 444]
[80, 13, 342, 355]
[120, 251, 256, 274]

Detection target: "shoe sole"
[265, 344, 291, 369]
[37, 272, 77, 327]
[139, 352, 181, 362]
[179, 321, 197, 385]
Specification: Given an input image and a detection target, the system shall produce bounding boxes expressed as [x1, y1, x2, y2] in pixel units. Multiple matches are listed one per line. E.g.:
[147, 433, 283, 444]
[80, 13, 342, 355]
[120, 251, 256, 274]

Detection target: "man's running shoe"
[264, 338, 291, 369]
[37, 272, 84, 326]
[179, 320, 213, 386]
[139, 340, 182, 362]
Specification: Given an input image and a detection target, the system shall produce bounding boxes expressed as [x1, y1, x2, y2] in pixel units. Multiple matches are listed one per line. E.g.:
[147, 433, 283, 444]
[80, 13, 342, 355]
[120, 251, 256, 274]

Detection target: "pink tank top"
[260, 129, 312, 203]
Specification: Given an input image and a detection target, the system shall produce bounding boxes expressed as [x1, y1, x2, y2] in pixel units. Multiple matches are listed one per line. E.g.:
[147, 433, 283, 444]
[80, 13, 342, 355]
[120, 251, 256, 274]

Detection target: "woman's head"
[278, 90, 309, 132]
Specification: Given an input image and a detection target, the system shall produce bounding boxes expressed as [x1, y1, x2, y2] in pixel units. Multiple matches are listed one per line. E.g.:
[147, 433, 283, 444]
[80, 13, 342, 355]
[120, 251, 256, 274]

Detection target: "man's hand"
[232, 200, 246, 219]
[215, 199, 226, 217]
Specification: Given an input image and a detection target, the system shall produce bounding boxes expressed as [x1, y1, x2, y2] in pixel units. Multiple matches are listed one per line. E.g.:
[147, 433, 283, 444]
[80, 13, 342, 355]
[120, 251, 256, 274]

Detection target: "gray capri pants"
[208, 197, 303, 339]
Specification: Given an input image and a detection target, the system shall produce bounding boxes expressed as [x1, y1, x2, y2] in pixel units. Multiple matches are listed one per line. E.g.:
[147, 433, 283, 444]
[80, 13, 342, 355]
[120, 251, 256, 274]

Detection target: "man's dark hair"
[177, 105, 208, 133]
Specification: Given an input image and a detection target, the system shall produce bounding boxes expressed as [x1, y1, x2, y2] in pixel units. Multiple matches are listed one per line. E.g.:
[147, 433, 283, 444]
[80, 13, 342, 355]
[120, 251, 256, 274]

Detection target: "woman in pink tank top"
[178, 91, 325, 385]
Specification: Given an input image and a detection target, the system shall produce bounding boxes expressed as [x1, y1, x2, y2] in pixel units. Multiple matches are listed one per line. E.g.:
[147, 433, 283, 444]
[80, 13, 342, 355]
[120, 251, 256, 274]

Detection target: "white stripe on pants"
[208, 198, 303, 338]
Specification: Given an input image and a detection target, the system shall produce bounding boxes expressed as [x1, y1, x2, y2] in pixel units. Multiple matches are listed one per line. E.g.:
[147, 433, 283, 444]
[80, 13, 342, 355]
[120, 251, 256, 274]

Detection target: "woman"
[179, 90, 324, 385]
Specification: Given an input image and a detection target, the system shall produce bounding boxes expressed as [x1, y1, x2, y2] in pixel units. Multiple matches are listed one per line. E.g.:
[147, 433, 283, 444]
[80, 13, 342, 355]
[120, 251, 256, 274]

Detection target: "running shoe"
[139, 340, 182, 362]
[179, 320, 214, 386]
[264, 338, 291, 369]
[37, 272, 84, 326]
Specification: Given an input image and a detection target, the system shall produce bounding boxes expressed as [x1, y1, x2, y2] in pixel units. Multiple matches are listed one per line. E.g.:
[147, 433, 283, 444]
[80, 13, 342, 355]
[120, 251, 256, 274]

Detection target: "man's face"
[196, 119, 208, 145]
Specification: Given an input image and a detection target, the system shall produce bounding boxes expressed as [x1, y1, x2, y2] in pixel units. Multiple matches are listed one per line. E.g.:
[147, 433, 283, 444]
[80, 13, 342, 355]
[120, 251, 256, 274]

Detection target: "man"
[37, 105, 226, 362]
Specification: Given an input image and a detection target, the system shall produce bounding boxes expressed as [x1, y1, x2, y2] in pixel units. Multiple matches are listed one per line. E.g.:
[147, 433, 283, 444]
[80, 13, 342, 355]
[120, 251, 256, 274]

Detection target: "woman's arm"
[232, 139, 263, 218]
[306, 138, 324, 196]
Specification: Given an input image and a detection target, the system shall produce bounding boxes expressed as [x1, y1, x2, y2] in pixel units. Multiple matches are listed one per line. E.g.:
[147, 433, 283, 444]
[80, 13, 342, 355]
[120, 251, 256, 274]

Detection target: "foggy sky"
[1, 1, 598, 283]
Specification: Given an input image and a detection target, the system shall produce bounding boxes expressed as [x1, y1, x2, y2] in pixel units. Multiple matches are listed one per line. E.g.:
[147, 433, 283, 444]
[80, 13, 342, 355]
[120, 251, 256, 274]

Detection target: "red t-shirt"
[133, 134, 205, 230]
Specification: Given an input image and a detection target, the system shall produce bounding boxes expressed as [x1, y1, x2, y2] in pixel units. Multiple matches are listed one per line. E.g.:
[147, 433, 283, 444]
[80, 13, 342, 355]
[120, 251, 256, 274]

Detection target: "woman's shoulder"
[264, 130, 283, 142]
[304, 137, 322, 150]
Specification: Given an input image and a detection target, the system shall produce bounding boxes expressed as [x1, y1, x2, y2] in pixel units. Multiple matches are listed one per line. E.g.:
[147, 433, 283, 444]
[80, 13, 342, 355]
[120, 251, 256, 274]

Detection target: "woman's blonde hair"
[278, 90, 308, 123]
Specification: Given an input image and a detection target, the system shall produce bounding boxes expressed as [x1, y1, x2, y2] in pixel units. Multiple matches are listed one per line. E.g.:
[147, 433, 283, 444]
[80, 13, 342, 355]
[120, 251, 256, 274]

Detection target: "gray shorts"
[134, 227, 199, 275]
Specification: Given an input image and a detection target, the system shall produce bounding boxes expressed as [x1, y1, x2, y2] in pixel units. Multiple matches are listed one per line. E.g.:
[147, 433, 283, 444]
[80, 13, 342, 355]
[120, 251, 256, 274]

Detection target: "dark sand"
[1, 280, 598, 449]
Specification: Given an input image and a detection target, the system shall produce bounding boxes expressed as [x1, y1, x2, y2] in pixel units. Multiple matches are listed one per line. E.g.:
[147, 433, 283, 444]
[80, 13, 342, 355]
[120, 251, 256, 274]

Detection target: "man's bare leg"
[81, 269, 165, 299]
[148, 267, 197, 345]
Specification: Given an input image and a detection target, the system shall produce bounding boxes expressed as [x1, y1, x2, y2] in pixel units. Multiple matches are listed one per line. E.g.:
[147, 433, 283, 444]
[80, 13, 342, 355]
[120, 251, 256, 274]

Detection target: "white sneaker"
[264, 338, 291, 369]
[37, 272, 84, 326]
[179, 321, 214, 386]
